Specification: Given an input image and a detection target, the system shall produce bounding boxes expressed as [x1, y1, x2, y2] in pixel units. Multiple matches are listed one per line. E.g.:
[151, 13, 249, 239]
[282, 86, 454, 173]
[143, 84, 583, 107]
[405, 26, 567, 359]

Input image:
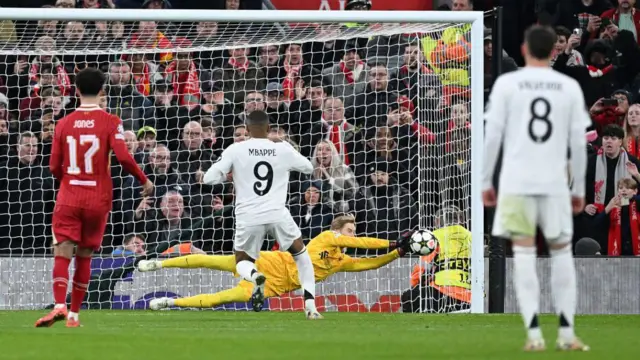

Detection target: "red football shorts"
[52, 204, 109, 251]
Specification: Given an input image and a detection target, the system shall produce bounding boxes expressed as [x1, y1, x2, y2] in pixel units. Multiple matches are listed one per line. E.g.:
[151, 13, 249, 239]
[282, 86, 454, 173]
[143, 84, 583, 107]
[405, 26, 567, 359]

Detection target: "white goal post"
[0, 8, 484, 313]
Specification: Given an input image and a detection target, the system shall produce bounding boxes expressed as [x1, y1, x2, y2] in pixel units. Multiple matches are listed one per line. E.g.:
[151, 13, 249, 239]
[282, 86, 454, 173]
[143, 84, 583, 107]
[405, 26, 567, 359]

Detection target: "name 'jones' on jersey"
[485, 68, 590, 195]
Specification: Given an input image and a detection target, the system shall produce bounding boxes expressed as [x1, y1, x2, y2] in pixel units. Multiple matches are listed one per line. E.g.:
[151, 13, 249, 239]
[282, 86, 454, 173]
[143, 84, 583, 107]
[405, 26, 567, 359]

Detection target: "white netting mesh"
[0, 18, 474, 312]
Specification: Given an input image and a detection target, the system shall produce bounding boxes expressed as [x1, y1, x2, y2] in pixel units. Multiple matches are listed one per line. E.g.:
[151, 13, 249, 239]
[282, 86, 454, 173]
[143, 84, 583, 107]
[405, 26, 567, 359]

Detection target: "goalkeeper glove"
[391, 230, 414, 257]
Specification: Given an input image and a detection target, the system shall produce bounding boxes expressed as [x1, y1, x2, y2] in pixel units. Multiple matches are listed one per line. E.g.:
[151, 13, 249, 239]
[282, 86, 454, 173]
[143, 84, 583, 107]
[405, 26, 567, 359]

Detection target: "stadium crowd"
[0, 0, 637, 263]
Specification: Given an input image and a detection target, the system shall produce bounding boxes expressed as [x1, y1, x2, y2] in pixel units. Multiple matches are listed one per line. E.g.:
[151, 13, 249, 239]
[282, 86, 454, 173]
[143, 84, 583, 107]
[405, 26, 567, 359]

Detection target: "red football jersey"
[50, 104, 148, 210]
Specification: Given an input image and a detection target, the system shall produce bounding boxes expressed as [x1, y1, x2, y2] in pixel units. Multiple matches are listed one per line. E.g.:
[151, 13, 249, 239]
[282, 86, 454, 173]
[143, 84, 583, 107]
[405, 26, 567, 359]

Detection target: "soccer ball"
[409, 230, 438, 255]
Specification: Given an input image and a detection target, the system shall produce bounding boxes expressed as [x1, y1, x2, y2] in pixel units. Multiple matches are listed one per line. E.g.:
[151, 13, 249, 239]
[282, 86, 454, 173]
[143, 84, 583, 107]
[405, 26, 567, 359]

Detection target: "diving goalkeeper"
[138, 215, 413, 310]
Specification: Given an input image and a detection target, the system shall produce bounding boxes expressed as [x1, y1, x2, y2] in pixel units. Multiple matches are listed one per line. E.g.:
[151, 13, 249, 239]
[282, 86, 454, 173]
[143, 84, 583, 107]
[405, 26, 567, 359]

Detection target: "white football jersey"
[204, 138, 313, 225]
[483, 67, 591, 197]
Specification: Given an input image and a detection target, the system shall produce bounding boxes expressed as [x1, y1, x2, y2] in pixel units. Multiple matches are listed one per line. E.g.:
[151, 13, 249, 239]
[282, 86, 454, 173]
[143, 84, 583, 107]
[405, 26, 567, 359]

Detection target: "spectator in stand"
[441, 127, 471, 212]
[175, 121, 216, 189]
[112, 233, 147, 257]
[624, 104, 640, 156]
[258, 44, 281, 83]
[136, 126, 156, 153]
[311, 140, 359, 213]
[554, 38, 620, 107]
[21, 106, 53, 135]
[387, 96, 436, 146]
[305, 24, 345, 72]
[585, 125, 640, 223]
[143, 79, 189, 151]
[140, 144, 185, 199]
[133, 190, 199, 253]
[60, 21, 91, 51]
[127, 21, 173, 65]
[213, 39, 265, 107]
[595, 178, 640, 255]
[322, 41, 367, 109]
[234, 91, 266, 124]
[33, 14, 59, 44]
[288, 79, 325, 157]
[192, 22, 225, 72]
[315, 96, 358, 166]
[451, 0, 472, 11]
[93, 21, 126, 49]
[0, 131, 55, 255]
[106, 60, 151, 131]
[164, 38, 200, 110]
[0, 117, 10, 164]
[555, 0, 612, 32]
[552, 26, 584, 66]
[362, 159, 418, 240]
[20, 86, 62, 122]
[265, 82, 289, 126]
[128, 50, 162, 97]
[193, 80, 234, 149]
[289, 180, 333, 242]
[590, 89, 632, 134]
[276, 43, 321, 101]
[353, 62, 397, 131]
[39, 119, 55, 168]
[602, 0, 640, 43]
[29, 36, 71, 96]
[233, 123, 249, 143]
[391, 41, 443, 120]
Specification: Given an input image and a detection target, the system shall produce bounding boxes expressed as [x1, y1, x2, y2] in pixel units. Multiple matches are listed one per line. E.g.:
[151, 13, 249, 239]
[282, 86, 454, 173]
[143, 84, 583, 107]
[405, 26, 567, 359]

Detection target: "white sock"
[167, 298, 176, 307]
[512, 245, 542, 341]
[54, 303, 66, 310]
[550, 245, 577, 341]
[236, 260, 257, 282]
[292, 248, 317, 309]
[67, 311, 79, 321]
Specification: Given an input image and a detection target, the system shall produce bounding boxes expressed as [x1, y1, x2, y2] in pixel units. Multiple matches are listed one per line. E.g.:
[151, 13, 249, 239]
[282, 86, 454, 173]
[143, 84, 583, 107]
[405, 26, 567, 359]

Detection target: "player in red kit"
[35, 68, 153, 328]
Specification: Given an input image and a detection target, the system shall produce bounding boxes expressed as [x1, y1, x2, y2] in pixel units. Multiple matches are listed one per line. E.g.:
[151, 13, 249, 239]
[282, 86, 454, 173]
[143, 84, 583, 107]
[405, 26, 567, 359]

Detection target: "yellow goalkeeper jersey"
[251, 231, 399, 296]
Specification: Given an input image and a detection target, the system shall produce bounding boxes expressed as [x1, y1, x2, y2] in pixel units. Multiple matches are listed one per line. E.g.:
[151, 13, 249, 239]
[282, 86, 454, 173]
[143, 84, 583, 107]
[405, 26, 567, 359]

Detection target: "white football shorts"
[492, 194, 573, 244]
[233, 213, 302, 259]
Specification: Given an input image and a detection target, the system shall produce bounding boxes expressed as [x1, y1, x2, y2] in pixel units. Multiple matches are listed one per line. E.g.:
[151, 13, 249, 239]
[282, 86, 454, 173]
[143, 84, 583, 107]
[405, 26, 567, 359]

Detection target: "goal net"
[0, 9, 484, 313]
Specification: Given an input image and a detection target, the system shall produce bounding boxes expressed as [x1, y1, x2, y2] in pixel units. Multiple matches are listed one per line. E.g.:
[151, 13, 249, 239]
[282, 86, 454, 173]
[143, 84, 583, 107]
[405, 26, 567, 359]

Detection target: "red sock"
[52, 256, 71, 305]
[70, 256, 92, 313]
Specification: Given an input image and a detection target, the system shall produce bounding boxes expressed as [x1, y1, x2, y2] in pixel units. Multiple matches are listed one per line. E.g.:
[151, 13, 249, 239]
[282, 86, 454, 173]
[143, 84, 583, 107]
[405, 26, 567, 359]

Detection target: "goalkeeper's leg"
[150, 285, 251, 310]
[138, 254, 236, 272]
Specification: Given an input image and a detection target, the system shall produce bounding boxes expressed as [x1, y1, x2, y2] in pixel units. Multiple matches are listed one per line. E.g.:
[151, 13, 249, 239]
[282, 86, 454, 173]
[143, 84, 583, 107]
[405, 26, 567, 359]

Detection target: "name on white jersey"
[248, 148, 276, 157]
[518, 81, 563, 91]
[73, 120, 95, 129]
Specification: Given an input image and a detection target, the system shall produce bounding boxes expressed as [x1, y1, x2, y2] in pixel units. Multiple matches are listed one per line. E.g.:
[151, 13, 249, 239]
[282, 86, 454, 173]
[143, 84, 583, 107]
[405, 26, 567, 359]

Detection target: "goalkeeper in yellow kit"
[139, 215, 412, 310]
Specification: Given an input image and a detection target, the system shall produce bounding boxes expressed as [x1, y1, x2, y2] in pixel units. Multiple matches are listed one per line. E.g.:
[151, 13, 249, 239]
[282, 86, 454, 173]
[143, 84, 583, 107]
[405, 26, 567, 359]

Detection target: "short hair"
[601, 124, 625, 139]
[524, 25, 557, 59]
[330, 214, 356, 231]
[75, 67, 106, 97]
[618, 177, 637, 190]
[368, 61, 387, 70]
[555, 26, 571, 39]
[308, 79, 323, 89]
[323, 96, 343, 107]
[123, 233, 146, 245]
[200, 116, 213, 129]
[246, 110, 269, 126]
[18, 131, 36, 144]
[40, 87, 60, 99]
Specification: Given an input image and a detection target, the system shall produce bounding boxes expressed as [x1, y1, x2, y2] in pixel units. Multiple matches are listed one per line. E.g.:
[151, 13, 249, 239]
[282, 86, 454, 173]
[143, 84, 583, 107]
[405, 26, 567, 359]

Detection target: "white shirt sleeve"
[204, 145, 235, 185]
[283, 142, 313, 174]
[569, 86, 590, 197]
[482, 76, 509, 191]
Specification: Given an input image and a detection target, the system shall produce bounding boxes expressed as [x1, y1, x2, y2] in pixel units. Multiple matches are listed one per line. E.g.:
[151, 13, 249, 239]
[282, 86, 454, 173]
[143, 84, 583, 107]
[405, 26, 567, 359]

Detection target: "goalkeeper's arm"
[340, 250, 401, 272]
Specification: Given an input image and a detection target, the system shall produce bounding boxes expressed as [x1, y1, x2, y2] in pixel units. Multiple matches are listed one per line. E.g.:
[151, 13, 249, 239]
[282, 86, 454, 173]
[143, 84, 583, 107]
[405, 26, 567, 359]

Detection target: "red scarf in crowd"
[339, 60, 364, 84]
[282, 60, 302, 101]
[164, 60, 200, 107]
[127, 32, 174, 64]
[324, 118, 350, 165]
[608, 202, 640, 256]
[29, 59, 71, 96]
[132, 63, 151, 96]
[587, 64, 613, 78]
[627, 136, 640, 158]
[228, 57, 249, 73]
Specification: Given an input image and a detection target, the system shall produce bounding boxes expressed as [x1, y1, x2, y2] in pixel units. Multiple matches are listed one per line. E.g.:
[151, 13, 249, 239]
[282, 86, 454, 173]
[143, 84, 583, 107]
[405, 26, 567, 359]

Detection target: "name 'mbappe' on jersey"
[483, 67, 590, 197]
[204, 138, 313, 226]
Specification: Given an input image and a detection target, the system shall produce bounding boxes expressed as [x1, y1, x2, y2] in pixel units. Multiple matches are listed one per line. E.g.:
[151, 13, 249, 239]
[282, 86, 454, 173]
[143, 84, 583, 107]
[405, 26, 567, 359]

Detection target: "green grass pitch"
[0, 311, 636, 360]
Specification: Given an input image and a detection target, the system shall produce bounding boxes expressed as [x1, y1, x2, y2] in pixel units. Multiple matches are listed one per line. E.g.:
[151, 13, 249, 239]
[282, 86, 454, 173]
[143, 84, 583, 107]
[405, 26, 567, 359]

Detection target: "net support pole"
[487, 6, 506, 314]
[469, 14, 485, 314]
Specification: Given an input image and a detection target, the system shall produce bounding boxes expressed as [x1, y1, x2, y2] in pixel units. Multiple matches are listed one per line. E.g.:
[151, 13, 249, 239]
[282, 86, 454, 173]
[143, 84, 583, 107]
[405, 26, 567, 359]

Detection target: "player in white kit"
[483, 25, 590, 351]
[203, 110, 321, 319]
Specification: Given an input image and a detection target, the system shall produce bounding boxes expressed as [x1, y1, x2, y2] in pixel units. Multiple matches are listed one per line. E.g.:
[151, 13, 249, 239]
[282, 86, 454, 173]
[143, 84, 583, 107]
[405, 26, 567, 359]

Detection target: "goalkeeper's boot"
[250, 272, 266, 312]
[556, 338, 590, 352]
[523, 339, 546, 352]
[34, 306, 68, 328]
[66, 318, 81, 328]
[138, 260, 162, 272]
[149, 297, 174, 310]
